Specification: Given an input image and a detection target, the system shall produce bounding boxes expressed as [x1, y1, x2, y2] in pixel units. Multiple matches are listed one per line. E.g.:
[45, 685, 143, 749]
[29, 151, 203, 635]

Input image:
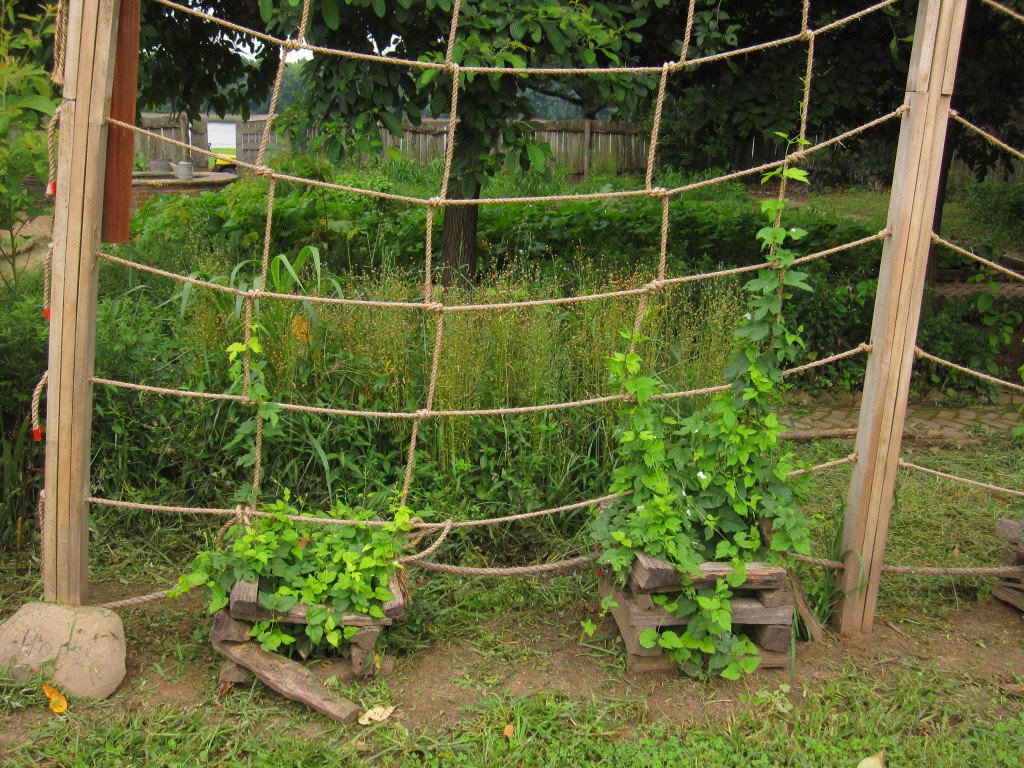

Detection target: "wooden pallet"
[227, 579, 404, 676]
[993, 518, 1024, 612]
[601, 552, 794, 673]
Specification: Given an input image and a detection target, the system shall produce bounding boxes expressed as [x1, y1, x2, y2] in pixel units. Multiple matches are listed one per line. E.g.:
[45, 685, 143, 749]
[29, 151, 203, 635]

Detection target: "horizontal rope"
[99, 587, 191, 611]
[409, 554, 595, 576]
[152, 0, 896, 78]
[979, 0, 1024, 23]
[789, 552, 1024, 577]
[85, 491, 628, 530]
[914, 347, 1024, 394]
[931, 233, 1024, 283]
[104, 108, 905, 209]
[950, 111, 1024, 162]
[91, 345, 867, 420]
[786, 452, 858, 477]
[897, 459, 1024, 497]
[97, 230, 885, 318]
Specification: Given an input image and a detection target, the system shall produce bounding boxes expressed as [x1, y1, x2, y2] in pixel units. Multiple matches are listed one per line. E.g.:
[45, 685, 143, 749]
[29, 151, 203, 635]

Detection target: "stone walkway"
[785, 402, 1021, 434]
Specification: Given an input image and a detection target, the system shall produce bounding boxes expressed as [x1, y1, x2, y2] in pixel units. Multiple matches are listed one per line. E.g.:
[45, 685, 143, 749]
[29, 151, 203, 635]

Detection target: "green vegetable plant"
[172, 491, 413, 658]
[592, 149, 814, 679]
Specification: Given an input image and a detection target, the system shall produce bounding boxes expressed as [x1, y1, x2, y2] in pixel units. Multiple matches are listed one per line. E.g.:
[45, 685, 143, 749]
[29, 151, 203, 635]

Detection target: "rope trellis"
[32, 0, 1019, 611]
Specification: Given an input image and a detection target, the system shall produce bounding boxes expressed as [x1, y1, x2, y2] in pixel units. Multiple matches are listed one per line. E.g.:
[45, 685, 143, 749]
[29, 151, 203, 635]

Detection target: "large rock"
[0, 603, 126, 699]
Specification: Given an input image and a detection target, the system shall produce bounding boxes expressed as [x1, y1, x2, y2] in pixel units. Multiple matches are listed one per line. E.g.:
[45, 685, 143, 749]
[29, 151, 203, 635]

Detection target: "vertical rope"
[52, 0, 68, 86]
[43, 242, 53, 321]
[799, 33, 815, 142]
[438, 64, 462, 203]
[46, 105, 61, 197]
[403, 0, 464, 503]
[679, 0, 698, 64]
[645, 64, 670, 190]
[437, 0, 463, 202]
[402, 311, 446, 503]
[424, 206, 437, 303]
[31, 372, 48, 441]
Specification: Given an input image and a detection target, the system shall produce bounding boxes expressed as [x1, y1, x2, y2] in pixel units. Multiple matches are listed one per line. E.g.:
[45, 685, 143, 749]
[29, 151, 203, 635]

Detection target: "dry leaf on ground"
[857, 753, 884, 768]
[358, 705, 397, 726]
[41, 683, 67, 714]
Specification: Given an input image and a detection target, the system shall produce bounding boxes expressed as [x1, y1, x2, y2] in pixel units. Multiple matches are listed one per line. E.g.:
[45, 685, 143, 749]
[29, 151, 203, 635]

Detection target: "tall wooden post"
[101, 0, 140, 244]
[44, 0, 122, 604]
[836, 0, 968, 634]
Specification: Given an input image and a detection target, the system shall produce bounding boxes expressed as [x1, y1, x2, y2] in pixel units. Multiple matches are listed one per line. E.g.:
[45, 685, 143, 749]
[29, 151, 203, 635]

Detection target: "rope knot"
[426, 301, 445, 313]
[648, 278, 667, 292]
[415, 408, 431, 419]
[650, 186, 669, 199]
[255, 165, 274, 178]
[427, 196, 443, 208]
[282, 39, 300, 52]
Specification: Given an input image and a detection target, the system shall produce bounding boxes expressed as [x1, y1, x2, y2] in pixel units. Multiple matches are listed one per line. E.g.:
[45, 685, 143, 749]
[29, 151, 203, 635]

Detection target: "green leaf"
[526, 142, 547, 171]
[638, 627, 659, 649]
[321, 0, 340, 30]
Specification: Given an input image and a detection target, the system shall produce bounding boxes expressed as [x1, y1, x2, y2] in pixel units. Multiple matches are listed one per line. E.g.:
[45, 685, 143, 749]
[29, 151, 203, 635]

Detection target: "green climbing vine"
[172, 492, 412, 657]
[592, 151, 814, 679]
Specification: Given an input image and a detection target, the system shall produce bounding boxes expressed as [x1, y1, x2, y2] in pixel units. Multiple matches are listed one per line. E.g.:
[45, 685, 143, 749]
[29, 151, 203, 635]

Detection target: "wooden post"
[101, 0, 140, 244]
[836, 0, 968, 635]
[44, 0, 122, 604]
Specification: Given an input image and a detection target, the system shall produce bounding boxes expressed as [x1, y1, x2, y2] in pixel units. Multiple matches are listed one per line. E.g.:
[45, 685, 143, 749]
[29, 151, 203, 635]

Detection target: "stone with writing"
[0, 603, 126, 699]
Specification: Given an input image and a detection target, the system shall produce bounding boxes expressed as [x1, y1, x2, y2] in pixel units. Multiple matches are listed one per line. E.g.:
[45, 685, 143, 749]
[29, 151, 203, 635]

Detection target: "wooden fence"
[235, 117, 649, 175]
[133, 114, 209, 165]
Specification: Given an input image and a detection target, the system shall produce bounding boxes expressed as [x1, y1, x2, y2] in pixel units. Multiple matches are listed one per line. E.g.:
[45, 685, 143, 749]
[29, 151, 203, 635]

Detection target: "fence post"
[43, 0, 122, 604]
[836, 0, 968, 634]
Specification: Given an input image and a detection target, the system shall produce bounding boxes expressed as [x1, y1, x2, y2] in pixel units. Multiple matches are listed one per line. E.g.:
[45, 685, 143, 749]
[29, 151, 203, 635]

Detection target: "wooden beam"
[101, 0, 140, 243]
[836, 0, 968, 635]
[44, 0, 122, 604]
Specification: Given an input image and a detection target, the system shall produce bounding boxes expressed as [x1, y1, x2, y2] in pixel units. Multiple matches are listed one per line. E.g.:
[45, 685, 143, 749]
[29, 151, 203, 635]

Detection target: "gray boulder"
[0, 602, 126, 699]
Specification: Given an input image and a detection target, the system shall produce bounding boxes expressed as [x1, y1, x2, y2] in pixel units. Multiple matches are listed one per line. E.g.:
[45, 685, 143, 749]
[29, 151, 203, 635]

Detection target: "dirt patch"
[2, 583, 1022, 744]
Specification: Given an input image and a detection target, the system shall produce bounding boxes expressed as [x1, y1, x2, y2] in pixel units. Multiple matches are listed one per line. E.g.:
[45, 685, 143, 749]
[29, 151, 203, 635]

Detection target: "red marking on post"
[44, 307, 51, 321]
[45, 181, 56, 196]
[33, 427, 42, 442]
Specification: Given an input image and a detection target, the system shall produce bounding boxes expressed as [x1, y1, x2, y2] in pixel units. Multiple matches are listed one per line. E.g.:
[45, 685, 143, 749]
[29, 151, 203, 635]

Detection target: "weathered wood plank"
[44, 0, 121, 605]
[100, 0, 139, 243]
[597, 579, 662, 657]
[749, 624, 793, 653]
[212, 641, 360, 723]
[996, 518, 1023, 545]
[757, 587, 794, 608]
[228, 580, 402, 626]
[601, 579, 792, 629]
[837, 0, 970, 635]
[630, 553, 788, 594]
[209, 610, 252, 644]
[992, 583, 1024, 612]
[218, 660, 254, 685]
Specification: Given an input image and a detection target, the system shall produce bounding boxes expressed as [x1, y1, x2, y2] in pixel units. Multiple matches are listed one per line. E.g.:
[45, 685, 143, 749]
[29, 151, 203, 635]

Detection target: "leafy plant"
[592, 154, 813, 679]
[0, 0, 56, 298]
[172, 491, 413, 657]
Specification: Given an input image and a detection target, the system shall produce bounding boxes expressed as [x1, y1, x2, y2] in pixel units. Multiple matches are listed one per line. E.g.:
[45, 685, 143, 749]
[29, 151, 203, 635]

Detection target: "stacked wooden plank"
[993, 518, 1024, 612]
[599, 552, 794, 673]
[206, 580, 406, 723]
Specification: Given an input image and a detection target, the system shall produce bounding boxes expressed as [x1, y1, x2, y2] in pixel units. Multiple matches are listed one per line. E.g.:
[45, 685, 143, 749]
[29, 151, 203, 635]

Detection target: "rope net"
[36, 0, 1024, 607]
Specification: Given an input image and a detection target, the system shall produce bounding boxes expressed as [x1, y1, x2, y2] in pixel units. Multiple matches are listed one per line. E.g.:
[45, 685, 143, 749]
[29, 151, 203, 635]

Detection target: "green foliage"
[593, 159, 813, 678]
[0, 0, 56, 298]
[173, 491, 412, 657]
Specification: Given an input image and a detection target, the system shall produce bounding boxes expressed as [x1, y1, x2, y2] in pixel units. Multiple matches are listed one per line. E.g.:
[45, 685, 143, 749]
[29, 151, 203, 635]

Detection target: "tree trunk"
[439, 178, 479, 286]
